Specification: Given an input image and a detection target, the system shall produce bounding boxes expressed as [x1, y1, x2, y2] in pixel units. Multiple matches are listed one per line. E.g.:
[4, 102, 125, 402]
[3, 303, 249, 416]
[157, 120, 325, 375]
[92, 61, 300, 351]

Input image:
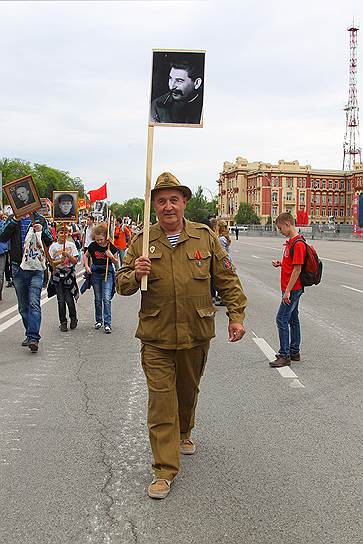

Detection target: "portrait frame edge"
[52, 190, 79, 223]
[3, 175, 42, 219]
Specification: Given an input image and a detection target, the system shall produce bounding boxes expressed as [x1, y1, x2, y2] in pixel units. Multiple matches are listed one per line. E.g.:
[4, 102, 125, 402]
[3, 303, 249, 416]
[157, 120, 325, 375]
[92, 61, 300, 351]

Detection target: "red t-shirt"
[281, 235, 306, 291]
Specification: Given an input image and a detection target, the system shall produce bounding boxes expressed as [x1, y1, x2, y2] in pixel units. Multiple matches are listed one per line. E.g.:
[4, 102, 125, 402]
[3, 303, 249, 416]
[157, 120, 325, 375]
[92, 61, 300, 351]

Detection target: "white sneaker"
[95, 322, 102, 330]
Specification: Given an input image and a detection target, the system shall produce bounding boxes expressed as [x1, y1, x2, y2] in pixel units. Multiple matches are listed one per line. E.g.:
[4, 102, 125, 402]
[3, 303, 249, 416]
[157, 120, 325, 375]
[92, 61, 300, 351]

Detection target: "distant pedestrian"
[113, 218, 130, 268]
[81, 215, 95, 253]
[49, 225, 79, 332]
[234, 226, 239, 240]
[84, 223, 118, 333]
[270, 212, 306, 368]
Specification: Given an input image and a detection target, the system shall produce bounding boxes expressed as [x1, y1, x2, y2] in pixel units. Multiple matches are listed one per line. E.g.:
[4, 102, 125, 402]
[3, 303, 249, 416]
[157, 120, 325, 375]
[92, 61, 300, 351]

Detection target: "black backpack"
[290, 236, 323, 287]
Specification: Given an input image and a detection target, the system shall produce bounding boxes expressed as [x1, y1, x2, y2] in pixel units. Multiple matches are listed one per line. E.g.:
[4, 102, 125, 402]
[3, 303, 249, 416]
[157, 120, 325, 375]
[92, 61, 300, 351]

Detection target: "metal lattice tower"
[343, 23, 362, 170]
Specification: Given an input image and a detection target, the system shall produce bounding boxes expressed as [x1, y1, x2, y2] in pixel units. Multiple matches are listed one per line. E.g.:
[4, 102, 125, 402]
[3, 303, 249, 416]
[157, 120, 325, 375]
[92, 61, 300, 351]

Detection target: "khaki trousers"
[141, 342, 210, 481]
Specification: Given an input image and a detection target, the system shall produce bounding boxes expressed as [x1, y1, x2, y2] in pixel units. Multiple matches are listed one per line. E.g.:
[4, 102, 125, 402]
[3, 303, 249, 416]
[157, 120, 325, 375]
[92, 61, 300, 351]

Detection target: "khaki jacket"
[116, 220, 247, 350]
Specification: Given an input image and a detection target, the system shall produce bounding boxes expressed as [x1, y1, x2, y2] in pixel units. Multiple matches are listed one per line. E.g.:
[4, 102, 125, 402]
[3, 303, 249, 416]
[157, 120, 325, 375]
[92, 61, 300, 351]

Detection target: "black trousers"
[55, 280, 77, 324]
[5, 252, 12, 282]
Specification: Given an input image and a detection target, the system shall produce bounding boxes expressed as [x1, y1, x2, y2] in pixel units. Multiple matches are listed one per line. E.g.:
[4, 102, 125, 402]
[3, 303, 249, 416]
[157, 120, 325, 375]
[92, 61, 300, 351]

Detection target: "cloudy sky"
[0, 0, 362, 202]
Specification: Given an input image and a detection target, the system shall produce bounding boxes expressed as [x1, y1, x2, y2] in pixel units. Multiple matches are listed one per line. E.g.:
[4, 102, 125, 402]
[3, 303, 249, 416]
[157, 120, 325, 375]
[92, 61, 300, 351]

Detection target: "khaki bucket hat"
[151, 172, 192, 201]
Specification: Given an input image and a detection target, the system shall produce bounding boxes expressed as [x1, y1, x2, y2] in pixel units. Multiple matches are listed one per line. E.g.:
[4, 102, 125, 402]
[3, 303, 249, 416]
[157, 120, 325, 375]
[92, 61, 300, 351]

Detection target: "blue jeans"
[276, 289, 303, 358]
[91, 270, 113, 327]
[12, 264, 44, 341]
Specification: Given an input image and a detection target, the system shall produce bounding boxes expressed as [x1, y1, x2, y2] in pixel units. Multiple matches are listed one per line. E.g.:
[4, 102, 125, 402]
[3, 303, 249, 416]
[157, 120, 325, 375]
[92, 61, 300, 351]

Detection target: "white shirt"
[49, 241, 78, 268]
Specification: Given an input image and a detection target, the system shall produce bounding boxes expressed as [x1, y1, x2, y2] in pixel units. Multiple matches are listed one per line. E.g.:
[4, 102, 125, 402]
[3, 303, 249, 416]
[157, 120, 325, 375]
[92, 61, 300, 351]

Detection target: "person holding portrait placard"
[117, 172, 247, 499]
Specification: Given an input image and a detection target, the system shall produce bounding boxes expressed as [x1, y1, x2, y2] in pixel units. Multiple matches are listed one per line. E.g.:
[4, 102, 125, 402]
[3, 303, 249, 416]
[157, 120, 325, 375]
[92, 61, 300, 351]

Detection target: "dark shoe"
[290, 353, 301, 361]
[269, 356, 291, 368]
[59, 323, 68, 332]
[6, 281, 13, 288]
[28, 340, 39, 353]
[21, 338, 29, 347]
[275, 351, 301, 362]
[70, 319, 78, 330]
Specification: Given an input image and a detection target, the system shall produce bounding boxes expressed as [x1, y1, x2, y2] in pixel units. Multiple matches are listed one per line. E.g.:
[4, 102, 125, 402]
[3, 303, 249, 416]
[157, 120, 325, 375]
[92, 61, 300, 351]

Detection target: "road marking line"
[0, 276, 84, 333]
[276, 366, 298, 379]
[252, 337, 276, 362]
[251, 255, 261, 259]
[0, 270, 85, 322]
[341, 284, 363, 293]
[252, 336, 305, 387]
[321, 257, 363, 268]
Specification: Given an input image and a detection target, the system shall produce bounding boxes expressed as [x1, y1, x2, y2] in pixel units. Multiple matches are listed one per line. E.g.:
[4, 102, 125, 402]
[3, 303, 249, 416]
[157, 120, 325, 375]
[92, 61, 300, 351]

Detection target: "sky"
[0, 0, 362, 203]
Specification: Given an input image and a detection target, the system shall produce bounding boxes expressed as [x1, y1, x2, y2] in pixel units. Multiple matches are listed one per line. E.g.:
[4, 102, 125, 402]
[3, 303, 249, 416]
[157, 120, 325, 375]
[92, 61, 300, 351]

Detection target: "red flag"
[87, 183, 107, 203]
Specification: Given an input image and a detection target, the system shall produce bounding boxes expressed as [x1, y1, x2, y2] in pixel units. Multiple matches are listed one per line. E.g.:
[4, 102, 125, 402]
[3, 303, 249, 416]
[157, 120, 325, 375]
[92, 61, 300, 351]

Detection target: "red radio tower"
[343, 23, 362, 170]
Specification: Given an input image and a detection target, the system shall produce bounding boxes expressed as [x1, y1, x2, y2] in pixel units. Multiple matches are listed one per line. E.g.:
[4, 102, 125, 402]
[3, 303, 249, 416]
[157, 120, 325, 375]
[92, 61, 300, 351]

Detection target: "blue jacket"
[0, 212, 53, 264]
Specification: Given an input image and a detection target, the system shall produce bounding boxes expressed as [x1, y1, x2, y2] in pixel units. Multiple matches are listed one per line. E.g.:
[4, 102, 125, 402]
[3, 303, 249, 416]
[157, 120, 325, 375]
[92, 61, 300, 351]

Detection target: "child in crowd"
[83, 223, 118, 333]
[49, 225, 79, 332]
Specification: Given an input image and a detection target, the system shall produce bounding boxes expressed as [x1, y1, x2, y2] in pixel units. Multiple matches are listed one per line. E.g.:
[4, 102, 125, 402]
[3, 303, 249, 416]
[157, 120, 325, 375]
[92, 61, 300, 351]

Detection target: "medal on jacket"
[149, 246, 155, 254]
[194, 250, 202, 266]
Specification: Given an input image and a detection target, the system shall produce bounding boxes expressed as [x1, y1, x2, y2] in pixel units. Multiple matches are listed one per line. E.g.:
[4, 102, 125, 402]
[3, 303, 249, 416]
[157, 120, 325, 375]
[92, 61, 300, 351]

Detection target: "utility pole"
[343, 22, 362, 170]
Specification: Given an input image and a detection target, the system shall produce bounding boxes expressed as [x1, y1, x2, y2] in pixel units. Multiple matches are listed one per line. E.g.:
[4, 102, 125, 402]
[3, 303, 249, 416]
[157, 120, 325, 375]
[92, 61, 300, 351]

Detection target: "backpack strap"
[289, 235, 306, 259]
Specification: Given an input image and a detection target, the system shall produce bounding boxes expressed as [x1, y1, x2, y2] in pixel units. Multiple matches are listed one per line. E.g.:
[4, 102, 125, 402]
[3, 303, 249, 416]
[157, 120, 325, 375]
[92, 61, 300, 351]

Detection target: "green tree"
[0, 157, 85, 202]
[235, 202, 261, 225]
[185, 186, 211, 222]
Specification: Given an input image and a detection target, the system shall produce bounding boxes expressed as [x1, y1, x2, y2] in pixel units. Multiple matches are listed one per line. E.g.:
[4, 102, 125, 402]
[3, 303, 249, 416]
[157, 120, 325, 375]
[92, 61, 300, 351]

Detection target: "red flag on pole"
[87, 183, 107, 203]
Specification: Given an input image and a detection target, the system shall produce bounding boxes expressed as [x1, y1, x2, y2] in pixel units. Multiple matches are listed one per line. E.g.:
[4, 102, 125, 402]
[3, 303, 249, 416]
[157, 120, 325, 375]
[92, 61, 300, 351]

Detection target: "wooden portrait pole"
[141, 125, 154, 291]
[105, 209, 111, 282]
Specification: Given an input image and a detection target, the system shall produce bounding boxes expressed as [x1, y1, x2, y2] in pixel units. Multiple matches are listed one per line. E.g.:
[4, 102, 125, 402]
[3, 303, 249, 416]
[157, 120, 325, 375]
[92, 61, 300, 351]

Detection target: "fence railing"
[229, 224, 362, 241]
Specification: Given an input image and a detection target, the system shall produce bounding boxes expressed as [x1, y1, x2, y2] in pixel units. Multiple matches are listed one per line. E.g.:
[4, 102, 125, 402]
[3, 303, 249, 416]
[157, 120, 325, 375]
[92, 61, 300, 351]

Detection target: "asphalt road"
[0, 238, 361, 544]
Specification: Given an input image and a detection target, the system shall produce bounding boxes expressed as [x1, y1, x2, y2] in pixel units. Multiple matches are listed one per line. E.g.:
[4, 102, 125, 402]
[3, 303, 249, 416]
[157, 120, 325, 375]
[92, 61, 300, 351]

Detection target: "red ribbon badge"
[194, 250, 202, 260]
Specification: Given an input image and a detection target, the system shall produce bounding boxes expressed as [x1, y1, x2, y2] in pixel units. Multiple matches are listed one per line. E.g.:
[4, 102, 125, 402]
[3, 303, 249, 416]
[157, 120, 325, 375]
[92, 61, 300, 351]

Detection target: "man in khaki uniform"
[116, 173, 247, 499]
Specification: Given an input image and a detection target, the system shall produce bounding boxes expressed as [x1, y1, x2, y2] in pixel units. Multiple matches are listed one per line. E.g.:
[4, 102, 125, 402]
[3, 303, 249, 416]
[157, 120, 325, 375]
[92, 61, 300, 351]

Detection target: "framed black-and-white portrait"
[53, 191, 78, 222]
[3, 175, 42, 219]
[149, 49, 206, 128]
[93, 200, 107, 221]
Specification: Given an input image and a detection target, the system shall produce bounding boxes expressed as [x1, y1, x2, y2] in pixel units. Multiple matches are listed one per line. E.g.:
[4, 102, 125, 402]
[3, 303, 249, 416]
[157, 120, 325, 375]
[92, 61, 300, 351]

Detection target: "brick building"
[217, 156, 363, 226]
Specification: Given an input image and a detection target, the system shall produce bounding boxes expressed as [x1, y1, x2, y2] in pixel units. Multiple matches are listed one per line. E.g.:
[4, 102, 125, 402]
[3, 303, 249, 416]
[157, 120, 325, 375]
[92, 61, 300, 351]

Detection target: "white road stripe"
[251, 255, 261, 259]
[0, 276, 84, 333]
[341, 284, 363, 293]
[321, 257, 363, 268]
[252, 335, 305, 387]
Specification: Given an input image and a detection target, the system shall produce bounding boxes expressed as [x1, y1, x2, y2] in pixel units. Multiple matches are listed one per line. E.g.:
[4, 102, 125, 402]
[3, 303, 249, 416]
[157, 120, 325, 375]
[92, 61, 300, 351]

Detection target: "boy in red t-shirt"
[270, 213, 306, 368]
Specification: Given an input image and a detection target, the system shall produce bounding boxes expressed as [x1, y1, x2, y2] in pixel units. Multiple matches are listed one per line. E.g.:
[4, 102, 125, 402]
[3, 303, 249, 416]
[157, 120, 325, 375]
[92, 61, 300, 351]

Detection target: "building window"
[322, 209, 326, 216]
[340, 208, 344, 217]
[322, 180, 326, 189]
[340, 195, 345, 205]
[335, 180, 339, 189]
[340, 181, 345, 190]
[328, 180, 333, 189]
[347, 207, 351, 216]
[286, 192, 292, 201]
[272, 206, 278, 216]
[316, 194, 320, 204]
[299, 192, 305, 203]
[322, 194, 326, 204]
[347, 194, 351, 205]
[347, 180, 351, 190]
[311, 194, 314, 204]
[334, 193, 339, 205]
[334, 208, 338, 217]
[286, 177, 293, 188]
[272, 192, 278, 202]
[328, 194, 332, 204]
[328, 208, 332, 216]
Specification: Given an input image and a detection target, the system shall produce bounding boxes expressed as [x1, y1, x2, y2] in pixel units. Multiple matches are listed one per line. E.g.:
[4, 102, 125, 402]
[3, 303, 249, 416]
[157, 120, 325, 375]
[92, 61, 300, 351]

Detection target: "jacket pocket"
[149, 250, 163, 281]
[187, 250, 211, 279]
[193, 306, 216, 341]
